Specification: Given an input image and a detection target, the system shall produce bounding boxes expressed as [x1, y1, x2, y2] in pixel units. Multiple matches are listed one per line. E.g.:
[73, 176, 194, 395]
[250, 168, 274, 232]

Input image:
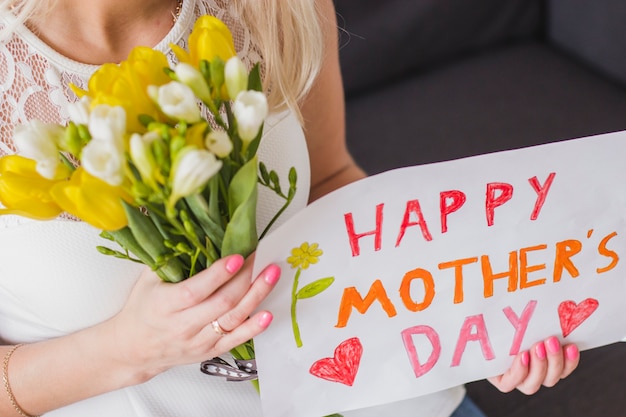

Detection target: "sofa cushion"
[334, 0, 544, 96]
[344, 41, 626, 175]
[548, 0, 626, 85]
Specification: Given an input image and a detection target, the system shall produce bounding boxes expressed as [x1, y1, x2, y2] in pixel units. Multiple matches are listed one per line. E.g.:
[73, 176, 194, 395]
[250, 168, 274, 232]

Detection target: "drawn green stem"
[291, 267, 303, 347]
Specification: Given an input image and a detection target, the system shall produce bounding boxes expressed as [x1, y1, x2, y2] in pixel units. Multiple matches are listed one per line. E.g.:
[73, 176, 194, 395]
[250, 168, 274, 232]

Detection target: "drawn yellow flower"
[287, 242, 323, 270]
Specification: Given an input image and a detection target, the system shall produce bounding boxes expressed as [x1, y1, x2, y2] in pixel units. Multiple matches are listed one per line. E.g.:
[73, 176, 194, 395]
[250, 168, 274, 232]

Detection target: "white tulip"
[82, 138, 125, 186]
[170, 148, 222, 205]
[154, 81, 202, 123]
[205, 130, 233, 158]
[88, 104, 126, 146]
[174, 63, 212, 103]
[224, 56, 248, 100]
[67, 96, 91, 125]
[232, 90, 268, 142]
[13, 120, 63, 179]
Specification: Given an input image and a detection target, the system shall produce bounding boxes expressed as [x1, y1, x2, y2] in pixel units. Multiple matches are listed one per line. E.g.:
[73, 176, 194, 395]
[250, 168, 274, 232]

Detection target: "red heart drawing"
[309, 337, 363, 386]
[558, 298, 599, 338]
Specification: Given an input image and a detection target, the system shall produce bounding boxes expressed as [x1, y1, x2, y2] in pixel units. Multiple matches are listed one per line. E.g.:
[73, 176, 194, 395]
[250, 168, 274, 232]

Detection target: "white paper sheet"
[253, 130, 626, 417]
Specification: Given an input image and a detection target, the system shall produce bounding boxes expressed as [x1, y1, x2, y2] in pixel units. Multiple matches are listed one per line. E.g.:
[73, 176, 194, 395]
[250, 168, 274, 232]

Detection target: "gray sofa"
[335, 0, 626, 174]
[334, 0, 626, 415]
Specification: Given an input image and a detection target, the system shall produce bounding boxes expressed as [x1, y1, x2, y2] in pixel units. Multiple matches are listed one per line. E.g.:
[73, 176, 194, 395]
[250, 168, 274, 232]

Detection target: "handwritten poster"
[253, 130, 626, 417]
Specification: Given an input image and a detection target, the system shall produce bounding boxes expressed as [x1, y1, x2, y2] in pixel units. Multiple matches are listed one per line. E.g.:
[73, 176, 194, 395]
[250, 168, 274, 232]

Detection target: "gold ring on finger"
[211, 319, 230, 336]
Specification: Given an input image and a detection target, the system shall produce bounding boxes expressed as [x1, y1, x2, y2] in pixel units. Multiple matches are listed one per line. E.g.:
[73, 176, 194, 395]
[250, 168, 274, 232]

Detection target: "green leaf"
[296, 277, 335, 299]
[184, 194, 224, 248]
[226, 156, 257, 217]
[245, 125, 263, 161]
[221, 156, 258, 257]
[107, 226, 155, 268]
[200, 60, 211, 84]
[122, 201, 185, 282]
[248, 63, 262, 92]
[206, 175, 223, 228]
[210, 57, 225, 91]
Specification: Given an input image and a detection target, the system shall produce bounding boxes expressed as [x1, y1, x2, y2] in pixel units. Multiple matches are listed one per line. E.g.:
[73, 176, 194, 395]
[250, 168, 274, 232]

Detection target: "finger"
[542, 336, 565, 387]
[205, 310, 274, 359]
[202, 255, 259, 315]
[169, 254, 246, 311]
[561, 344, 580, 379]
[178, 309, 273, 362]
[487, 350, 530, 393]
[210, 263, 281, 332]
[516, 341, 548, 395]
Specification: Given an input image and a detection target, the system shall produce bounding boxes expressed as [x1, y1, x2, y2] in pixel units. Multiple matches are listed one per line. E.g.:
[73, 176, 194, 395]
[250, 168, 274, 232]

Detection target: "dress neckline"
[0, 0, 196, 76]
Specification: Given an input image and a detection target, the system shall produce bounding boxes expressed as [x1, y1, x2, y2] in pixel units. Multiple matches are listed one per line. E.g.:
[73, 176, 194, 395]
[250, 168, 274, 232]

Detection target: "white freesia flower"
[170, 148, 222, 205]
[13, 120, 64, 179]
[67, 96, 92, 125]
[82, 138, 125, 186]
[147, 85, 159, 103]
[224, 56, 248, 99]
[130, 132, 160, 186]
[232, 90, 268, 142]
[205, 130, 233, 158]
[153, 81, 202, 123]
[88, 104, 126, 146]
[175, 63, 212, 103]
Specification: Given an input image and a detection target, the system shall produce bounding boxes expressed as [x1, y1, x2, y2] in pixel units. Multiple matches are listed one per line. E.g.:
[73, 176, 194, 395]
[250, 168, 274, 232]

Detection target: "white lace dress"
[0, 0, 464, 415]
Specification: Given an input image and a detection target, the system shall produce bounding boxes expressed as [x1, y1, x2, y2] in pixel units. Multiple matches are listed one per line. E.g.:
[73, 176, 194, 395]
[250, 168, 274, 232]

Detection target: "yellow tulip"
[50, 168, 130, 231]
[0, 155, 70, 219]
[125, 47, 171, 90]
[172, 16, 236, 66]
[85, 48, 172, 132]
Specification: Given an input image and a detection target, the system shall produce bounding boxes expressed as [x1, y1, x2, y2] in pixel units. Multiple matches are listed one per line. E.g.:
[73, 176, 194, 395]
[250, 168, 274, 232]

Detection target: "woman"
[0, 0, 578, 416]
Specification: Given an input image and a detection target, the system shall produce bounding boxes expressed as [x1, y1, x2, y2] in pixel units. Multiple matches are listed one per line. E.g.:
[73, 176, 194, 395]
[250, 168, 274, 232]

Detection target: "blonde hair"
[0, 0, 325, 119]
[0, 0, 56, 38]
[232, 1, 324, 119]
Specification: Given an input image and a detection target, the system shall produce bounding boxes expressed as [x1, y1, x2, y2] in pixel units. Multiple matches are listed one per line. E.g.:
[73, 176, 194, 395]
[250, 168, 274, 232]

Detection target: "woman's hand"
[109, 253, 279, 381]
[487, 336, 579, 394]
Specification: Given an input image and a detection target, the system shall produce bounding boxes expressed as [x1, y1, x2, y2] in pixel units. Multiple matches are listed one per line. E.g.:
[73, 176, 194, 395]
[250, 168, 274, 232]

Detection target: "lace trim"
[0, 0, 262, 227]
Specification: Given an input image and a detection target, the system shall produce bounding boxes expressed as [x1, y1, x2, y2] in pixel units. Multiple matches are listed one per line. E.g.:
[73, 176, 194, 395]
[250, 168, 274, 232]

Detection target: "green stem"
[146, 203, 213, 263]
[291, 268, 303, 348]
[260, 192, 293, 239]
[189, 247, 201, 277]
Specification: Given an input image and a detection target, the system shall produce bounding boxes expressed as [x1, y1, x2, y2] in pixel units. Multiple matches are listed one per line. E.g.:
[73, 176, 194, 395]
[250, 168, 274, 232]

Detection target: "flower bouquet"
[0, 16, 297, 383]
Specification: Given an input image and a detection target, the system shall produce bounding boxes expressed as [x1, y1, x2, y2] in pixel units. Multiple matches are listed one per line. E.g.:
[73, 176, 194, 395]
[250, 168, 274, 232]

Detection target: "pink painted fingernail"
[521, 351, 530, 366]
[225, 254, 244, 273]
[566, 345, 579, 361]
[263, 264, 281, 285]
[535, 342, 547, 359]
[547, 336, 561, 354]
[258, 312, 273, 328]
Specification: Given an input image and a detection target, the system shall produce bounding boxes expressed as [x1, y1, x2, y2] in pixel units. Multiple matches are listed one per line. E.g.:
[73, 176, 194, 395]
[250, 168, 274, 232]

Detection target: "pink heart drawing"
[558, 298, 599, 338]
[309, 337, 363, 386]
